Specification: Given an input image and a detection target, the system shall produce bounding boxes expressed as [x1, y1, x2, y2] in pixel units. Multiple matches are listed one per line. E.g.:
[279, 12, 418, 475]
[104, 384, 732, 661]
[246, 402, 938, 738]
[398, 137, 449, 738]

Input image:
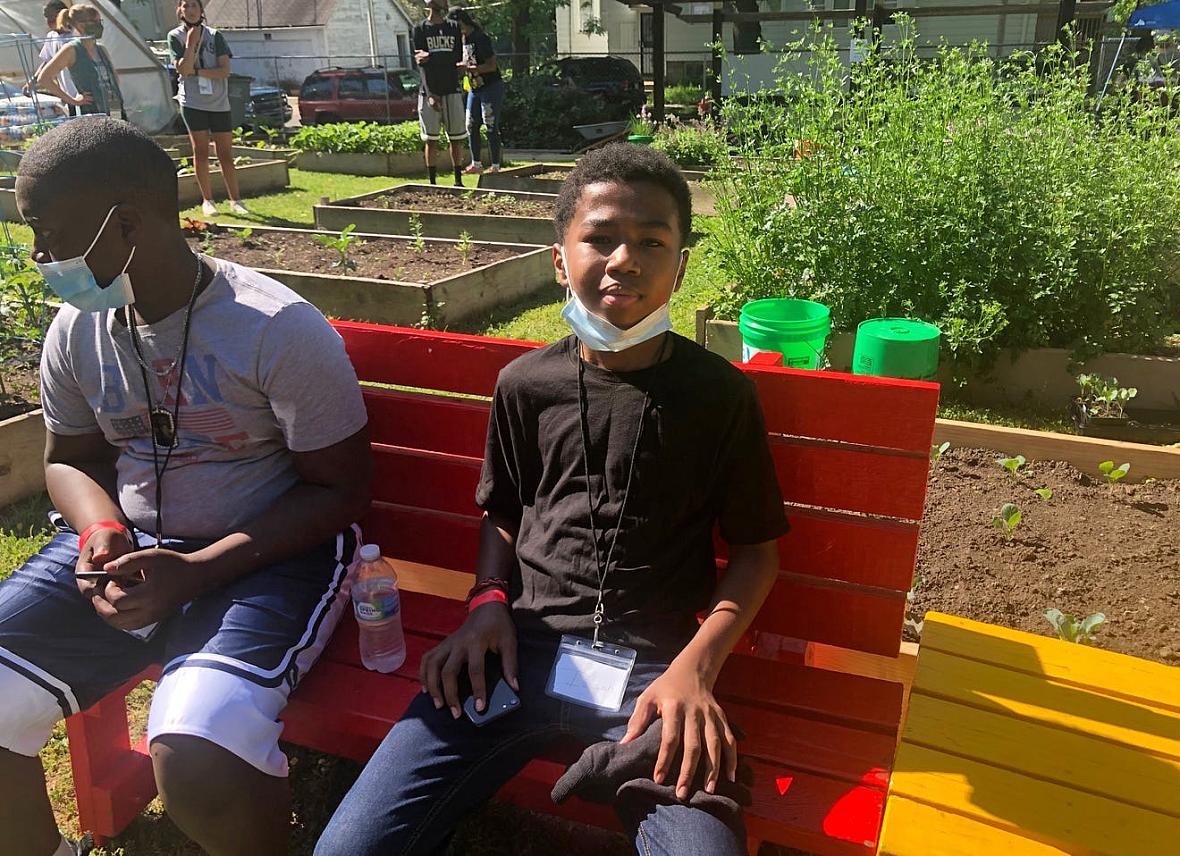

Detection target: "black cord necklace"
[576, 332, 671, 648]
[126, 253, 204, 544]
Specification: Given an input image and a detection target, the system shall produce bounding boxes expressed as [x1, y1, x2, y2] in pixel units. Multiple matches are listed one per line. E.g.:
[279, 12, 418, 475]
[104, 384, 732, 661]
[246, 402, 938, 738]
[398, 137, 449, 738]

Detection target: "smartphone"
[458, 653, 521, 727]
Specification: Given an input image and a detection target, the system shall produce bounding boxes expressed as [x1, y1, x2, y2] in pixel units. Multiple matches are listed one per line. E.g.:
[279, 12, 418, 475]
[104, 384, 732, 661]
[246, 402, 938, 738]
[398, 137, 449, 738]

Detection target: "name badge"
[197, 75, 214, 96]
[545, 634, 637, 712]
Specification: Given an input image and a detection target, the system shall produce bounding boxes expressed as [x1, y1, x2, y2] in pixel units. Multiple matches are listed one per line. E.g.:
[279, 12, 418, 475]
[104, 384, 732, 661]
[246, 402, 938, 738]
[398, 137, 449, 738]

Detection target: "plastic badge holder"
[545, 634, 637, 712]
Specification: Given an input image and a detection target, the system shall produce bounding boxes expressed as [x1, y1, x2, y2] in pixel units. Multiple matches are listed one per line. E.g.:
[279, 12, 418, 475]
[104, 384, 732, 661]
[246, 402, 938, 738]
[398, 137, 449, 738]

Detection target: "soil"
[185, 228, 521, 282]
[912, 447, 1180, 665]
[353, 187, 554, 217]
[0, 357, 39, 421]
[533, 169, 573, 182]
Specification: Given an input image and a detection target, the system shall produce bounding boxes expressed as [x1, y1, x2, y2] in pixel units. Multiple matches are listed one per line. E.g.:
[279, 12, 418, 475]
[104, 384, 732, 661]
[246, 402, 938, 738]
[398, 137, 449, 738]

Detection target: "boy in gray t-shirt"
[0, 117, 372, 855]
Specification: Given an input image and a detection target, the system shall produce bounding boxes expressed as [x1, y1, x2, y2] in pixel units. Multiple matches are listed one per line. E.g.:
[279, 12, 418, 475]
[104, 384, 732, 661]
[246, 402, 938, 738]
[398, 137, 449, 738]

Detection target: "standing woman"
[450, 8, 505, 174]
[34, 4, 123, 120]
[169, 0, 249, 216]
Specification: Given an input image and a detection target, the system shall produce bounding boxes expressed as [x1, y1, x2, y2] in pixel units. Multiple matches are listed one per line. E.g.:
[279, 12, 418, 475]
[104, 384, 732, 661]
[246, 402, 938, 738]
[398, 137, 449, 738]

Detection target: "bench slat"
[889, 743, 1180, 854]
[364, 389, 490, 458]
[878, 797, 1071, 855]
[337, 322, 533, 396]
[902, 692, 1180, 818]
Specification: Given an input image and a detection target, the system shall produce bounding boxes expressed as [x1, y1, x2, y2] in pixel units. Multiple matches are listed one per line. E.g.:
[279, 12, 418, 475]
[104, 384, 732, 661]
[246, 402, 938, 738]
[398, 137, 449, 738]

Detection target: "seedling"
[408, 213, 425, 252]
[234, 227, 256, 248]
[1034, 487, 1052, 501]
[456, 230, 473, 267]
[996, 455, 1027, 475]
[1077, 374, 1137, 418]
[930, 441, 950, 461]
[991, 502, 1022, 540]
[1098, 460, 1130, 485]
[312, 224, 358, 271]
[1044, 608, 1105, 645]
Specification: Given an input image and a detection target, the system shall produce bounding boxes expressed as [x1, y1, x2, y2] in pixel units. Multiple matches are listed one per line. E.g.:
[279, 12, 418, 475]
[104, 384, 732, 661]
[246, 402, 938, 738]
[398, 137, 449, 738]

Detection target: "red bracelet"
[467, 588, 508, 613]
[78, 521, 131, 555]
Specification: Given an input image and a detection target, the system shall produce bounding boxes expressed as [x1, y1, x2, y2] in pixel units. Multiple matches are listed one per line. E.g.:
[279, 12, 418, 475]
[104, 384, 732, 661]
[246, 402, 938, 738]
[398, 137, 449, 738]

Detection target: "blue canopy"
[1128, 0, 1180, 29]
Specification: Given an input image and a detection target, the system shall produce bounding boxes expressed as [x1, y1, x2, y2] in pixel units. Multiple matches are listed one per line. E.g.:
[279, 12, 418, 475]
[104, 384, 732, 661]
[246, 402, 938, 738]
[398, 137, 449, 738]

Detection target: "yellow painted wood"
[387, 560, 472, 601]
[889, 743, 1180, 855]
[879, 796, 1073, 856]
[903, 691, 1180, 817]
[921, 612, 1180, 714]
[910, 648, 1180, 762]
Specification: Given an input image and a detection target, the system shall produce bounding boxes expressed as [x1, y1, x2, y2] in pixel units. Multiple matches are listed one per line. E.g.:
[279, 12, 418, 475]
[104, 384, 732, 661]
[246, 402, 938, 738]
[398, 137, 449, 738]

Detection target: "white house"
[203, 0, 414, 90]
[557, 1, 1086, 93]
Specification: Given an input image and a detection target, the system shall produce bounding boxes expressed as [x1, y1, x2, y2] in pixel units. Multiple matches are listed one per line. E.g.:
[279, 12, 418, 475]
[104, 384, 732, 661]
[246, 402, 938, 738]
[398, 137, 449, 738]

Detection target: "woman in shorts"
[169, 0, 249, 216]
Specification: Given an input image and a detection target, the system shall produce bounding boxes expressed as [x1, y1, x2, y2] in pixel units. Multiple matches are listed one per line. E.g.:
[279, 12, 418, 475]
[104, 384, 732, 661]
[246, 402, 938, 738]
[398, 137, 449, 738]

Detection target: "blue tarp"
[1128, 0, 1180, 29]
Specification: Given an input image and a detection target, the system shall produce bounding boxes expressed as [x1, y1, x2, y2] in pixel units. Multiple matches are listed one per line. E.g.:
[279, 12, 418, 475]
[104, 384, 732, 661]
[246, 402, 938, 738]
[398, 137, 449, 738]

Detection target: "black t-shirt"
[476, 334, 790, 657]
[412, 19, 462, 96]
[465, 28, 501, 89]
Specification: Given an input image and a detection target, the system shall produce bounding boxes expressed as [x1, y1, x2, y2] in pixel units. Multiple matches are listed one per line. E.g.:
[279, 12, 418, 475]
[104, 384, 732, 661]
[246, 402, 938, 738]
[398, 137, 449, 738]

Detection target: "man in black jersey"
[412, 0, 468, 186]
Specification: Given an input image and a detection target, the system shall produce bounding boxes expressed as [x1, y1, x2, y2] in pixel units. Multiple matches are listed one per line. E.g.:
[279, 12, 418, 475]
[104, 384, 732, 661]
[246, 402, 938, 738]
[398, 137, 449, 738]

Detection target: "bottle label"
[354, 589, 400, 623]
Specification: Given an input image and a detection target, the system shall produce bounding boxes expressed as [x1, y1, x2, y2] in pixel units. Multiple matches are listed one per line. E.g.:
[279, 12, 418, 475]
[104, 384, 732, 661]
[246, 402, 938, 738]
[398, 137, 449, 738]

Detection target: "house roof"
[203, 0, 342, 29]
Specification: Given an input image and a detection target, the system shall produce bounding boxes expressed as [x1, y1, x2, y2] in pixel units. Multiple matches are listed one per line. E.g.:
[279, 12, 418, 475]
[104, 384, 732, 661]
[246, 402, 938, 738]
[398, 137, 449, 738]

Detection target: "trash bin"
[228, 73, 253, 129]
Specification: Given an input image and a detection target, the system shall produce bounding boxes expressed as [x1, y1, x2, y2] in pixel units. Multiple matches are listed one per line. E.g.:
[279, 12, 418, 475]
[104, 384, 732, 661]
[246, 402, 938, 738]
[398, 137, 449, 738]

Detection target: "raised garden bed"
[913, 446, 1180, 666]
[293, 150, 425, 177]
[479, 163, 718, 215]
[315, 184, 556, 245]
[699, 311, 1180, 413]
[0, 409, 46, 509]
[184, 223, 552, 327]
[176, 158, 290, 207]
[0, 185, 16, 221]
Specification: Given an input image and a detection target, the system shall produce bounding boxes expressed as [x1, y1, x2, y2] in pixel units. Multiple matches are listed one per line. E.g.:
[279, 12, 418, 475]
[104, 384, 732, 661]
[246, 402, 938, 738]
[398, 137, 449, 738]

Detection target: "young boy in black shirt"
[412, 0, 468, 186]
[315, 144, 789, 856]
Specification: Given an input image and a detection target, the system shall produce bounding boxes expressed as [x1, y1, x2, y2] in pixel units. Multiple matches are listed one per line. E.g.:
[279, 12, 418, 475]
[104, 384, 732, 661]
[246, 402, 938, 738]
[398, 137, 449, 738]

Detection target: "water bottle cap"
[359, 544, 382, 563]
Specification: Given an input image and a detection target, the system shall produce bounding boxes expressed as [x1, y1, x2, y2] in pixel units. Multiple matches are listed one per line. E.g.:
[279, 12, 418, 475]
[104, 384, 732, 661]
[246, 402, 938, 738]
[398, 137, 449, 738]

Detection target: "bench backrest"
[332, 321, 940, 658]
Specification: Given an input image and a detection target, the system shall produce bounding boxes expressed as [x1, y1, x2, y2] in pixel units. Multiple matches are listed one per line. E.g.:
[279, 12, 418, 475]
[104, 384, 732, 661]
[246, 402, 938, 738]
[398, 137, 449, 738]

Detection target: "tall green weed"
[291, 121, 422, 155]
[713, 20, 1180, 366]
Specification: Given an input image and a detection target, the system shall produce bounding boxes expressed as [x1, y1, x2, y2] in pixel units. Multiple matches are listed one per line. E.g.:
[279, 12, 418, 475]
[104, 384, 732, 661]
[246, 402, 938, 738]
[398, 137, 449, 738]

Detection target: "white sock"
[470, 161, 481, 167]
[51, 835, 72, 856]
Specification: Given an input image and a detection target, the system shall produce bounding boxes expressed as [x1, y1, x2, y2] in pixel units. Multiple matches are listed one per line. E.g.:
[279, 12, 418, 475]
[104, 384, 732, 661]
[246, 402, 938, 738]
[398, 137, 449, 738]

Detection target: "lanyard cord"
[576, 333, 670, 647]
[127, 254, 204, 544]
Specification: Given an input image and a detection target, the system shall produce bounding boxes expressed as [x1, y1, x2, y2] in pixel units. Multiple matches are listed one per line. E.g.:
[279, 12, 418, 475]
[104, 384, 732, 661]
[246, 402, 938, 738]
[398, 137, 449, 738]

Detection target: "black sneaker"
[69, 834, 94, 856]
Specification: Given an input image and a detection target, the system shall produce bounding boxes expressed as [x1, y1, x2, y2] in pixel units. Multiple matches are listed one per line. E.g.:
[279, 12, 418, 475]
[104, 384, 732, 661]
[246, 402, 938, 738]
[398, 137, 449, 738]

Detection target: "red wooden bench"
[64, 322, 940, 855]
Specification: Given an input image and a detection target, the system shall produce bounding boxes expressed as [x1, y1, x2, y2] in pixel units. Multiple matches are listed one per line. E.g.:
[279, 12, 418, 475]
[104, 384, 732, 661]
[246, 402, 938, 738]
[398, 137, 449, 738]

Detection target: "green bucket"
[738, 298, 831, 369]
[852, 318, 941, 380]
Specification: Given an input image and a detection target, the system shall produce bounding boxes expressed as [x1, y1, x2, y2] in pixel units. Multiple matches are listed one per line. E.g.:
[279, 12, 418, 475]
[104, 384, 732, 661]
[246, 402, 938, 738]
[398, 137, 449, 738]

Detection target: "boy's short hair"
[554, 143, 692, 247]
[18, 117, 178, 216]
[43, 1, 67, 21]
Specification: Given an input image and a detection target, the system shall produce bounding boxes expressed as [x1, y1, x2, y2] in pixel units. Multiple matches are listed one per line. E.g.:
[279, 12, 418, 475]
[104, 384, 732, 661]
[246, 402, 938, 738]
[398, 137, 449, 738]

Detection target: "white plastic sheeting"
[0, 0, 176, 133]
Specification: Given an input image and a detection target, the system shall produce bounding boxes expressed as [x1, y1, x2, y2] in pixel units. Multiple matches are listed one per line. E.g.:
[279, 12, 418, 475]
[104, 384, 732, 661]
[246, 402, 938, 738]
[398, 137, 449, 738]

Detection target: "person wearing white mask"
[1, 117, 371, 856]
[316, 143, 788, 856]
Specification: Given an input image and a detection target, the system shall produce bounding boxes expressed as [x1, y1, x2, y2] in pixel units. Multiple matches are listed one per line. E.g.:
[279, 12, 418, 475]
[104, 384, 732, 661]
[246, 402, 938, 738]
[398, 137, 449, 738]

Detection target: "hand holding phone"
[458, 653, 521, 727]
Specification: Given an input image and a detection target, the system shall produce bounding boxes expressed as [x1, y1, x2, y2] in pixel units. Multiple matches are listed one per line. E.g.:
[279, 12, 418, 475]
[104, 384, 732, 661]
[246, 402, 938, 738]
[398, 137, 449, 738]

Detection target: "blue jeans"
[467, 78, 505, 167]
[314, 634, 744, 856]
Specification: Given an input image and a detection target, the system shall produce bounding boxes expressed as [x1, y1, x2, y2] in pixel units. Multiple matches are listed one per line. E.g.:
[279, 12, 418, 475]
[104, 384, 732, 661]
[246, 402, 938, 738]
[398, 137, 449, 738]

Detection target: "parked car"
[537, 56, 645, 115]
[298, 67, 419, 126]
[244, 83, 292, 128]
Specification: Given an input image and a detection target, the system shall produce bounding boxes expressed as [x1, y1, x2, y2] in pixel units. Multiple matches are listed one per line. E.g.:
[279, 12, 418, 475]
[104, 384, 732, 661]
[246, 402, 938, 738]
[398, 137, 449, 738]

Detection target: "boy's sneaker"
[201, 200, 218, 217]
[486, 164, 501, 173]
[463, 162, 483, 174]
[229, 200, 250, 215]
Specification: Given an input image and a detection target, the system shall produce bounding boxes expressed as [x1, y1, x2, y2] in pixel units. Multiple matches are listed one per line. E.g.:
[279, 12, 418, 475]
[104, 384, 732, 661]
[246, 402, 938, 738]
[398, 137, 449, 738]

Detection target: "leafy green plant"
[291, 121, 421, 155]
[712, 19, 1180, 368]
[629, 106, 656, 137]
[665, 84, 705, 106]
[991, 502, 1022, 540]
[1044, 608, 1105, 645]
[997, 455, 1027, 475]
[312, 224, 359, 271]
[0, 253, 49, 396]
[1076, 374, 1138, 418]
[1034, 487, 1053, 501]
[1098, 460, 1130, 484]
[408, 213, 425, 253]
[234, 227, 256, 248]
[456, 230, 474, 267]
[652, 117, 729, 167]
[930, 441, 951, 461]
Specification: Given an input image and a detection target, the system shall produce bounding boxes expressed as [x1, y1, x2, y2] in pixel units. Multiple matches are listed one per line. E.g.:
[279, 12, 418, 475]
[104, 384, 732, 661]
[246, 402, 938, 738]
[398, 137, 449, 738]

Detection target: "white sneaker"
[229, 200, 250, 215]
[201, 200, 218, 217]
[463, 162, 483, 174]
[486, 164, 501, 173]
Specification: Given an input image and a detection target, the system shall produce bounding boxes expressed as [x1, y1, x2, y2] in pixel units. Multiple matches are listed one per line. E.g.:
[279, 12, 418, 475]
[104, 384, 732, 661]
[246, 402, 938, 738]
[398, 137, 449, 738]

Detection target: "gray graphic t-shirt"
[168, 25, 232, 112]
[40, 259, 368, 540]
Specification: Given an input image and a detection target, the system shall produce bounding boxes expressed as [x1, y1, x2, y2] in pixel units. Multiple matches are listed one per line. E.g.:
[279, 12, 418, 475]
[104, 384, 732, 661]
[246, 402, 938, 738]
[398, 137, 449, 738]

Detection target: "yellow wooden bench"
[879, 612, 1180, 855]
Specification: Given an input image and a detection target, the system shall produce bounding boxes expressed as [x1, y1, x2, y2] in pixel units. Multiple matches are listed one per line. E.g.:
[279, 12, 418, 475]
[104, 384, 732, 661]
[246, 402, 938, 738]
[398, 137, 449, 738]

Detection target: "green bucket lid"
[853, 317, 941, 380]
[856, 318, 941, 343]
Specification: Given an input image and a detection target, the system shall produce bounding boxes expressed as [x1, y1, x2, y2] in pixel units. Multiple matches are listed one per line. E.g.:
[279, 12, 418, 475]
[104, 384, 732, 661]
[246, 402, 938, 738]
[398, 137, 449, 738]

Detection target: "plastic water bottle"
[352, 544, 406, 673]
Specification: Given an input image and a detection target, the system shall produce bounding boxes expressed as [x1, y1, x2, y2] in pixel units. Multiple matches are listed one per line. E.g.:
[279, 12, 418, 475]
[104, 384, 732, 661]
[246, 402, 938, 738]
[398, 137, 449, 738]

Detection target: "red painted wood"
[750, 577, 906, 658]
[746, 352, 784, 367]
[742, 365, 940, 453]
[370, 446, 483, 517]
[769, 439, 929, 521]
[364, 389, 490, 458]
[334, 322, 537, 396]
[362, 503, 481, 572]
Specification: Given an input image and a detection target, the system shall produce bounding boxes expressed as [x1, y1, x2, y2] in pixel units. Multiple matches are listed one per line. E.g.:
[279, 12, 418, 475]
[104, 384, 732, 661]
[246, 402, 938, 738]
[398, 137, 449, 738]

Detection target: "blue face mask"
[36, 204, 136, 313]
